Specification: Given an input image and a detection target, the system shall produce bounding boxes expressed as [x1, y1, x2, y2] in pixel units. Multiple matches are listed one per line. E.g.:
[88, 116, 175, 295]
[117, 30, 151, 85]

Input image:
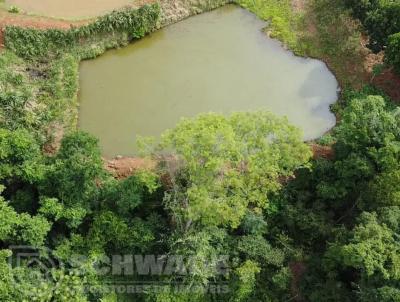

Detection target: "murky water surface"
[6, 0, 134, 18]
[79, 5, 338, 157]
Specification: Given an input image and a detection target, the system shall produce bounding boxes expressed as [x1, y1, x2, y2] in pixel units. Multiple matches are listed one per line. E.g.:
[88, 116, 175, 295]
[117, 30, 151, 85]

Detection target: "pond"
[5, 0, 134, 19]
[78, 5, 339, 157]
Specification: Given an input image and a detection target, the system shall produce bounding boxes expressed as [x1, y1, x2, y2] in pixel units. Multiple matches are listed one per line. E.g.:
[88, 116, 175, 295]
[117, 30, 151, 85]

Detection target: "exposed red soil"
[105, 143, 333, 179]
[105, 157, 156, 178]
[373, 68, 400, 102]
[290, 261, 307, 301]
[310, 143, 335, 160]
[362, 35, 400, 102]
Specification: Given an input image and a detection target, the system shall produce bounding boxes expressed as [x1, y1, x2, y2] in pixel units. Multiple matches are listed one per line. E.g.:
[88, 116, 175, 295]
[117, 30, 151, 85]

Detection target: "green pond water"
[78, 5, 339, 157]
[5, 0, 133, 18]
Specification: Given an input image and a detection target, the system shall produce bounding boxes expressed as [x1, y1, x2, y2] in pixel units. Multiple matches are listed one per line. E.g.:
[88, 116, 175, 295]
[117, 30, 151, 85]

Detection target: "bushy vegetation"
[237, 0, 367, 87]
[345, 0, 400, 72]
[282, 91, 400, 301]
[1, 88, 399, 302]
[387, 32, 400, 73]
[4, 4, 160, 59]
[1, 0, 400, 301]
[0, 112, 311, 301]
[0, 4, 161, 144]
[236, 0, 302, 52]
[0, 129, 163, 300]
[345, 0, 400, 50]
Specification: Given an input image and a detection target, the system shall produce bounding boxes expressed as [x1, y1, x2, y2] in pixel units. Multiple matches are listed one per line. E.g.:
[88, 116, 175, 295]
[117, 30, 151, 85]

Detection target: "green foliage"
[0, 249, 89, 302]
[330, 212, 400, 279]
[275, 89, 400, 301]
[41, 132, 105, 212]
[0, 193, 51, 247]
[39, 197, 87, 229]
[45, 54, 79, 100]
[4, 4, 161, 59]
[237, 235, 285, 265]
[235, 0, 303, 54]
[364, 0, 400, 51]
[0, 128, 45, 183]
[137, 112, 310, 301]
[345, 0, 400, 71]
[7, 5, 20, 13]
[324, 211, 400, 302]
[365, 170, 400, 209]
[0, 0, 399, 299]
[240, 209, 268, 236]
[0, 50, 80, 135]
[317, 134, 335, 146]
[101, 171, 160, 216]
[156, 112, 311, 229]
[334, 95, 400, 153]
[344, 0, 380, 20]
[0, 51, 37, 131]
[346, 0, 400, 49]
[0, 129, 162, 300]
[87, 211, 157, 253]
[233, 260, 261, 301]
[386, 32, 400, 73]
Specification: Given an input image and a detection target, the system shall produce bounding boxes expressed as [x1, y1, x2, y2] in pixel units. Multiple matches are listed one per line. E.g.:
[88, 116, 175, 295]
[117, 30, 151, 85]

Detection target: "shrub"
[364, 0, 400, 51]
[386, 32, 400, 74]
[8, 6, 20, 13]
[344, 0, 380, 20]
[346, 0, 400, 51]
[4, 4, 161, 58]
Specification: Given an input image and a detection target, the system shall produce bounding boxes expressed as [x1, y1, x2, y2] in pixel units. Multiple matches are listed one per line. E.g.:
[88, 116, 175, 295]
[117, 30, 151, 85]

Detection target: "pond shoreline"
[79, 5, 338, 157]
[2, 0, 398, 174]
[1, 0, 338, 167]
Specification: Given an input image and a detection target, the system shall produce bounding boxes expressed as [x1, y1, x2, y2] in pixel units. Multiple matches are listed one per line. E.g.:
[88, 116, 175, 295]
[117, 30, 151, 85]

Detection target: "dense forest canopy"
[0, 0, 400, 301]
[345, 0, 400, 71]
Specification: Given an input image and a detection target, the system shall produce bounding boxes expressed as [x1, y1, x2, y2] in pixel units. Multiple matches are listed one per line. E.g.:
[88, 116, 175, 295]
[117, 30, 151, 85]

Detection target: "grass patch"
[0, 50, 80, 144]
[236, 0, 303, 54]
[236, 0, 367, 88]
[301, 0, 366, 88]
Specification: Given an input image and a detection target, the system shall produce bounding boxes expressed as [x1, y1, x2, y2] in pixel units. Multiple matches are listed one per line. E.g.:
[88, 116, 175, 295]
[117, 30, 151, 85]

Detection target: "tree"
[0, 186, 51, 247]
[140, 112, 311, 301]
[363, 169, 400, 209]
[325, 212, 400, 301]
[154, 112, 311, 230]
[386, 32, 400, 74]
[0, 128, 45, 183]
[39, 131, 106, 232]
[334, 95, 400, 154]
[364, 0, 400, 50]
